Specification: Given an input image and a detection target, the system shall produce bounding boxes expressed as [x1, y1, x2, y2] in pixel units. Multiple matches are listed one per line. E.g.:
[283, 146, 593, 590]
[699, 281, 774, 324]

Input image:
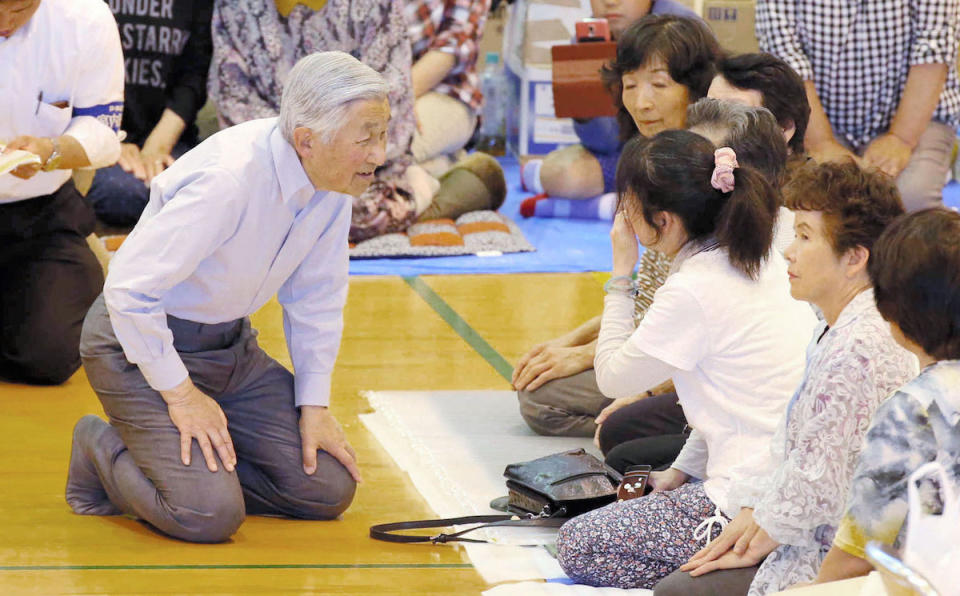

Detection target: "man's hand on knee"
[862, 132, 913, 178]
[161, 378, 237, 473]
[593, 393, 644, 448]
[513, 342, 594, 392]
[808, 139, 860, 167]
[299, 406, 362, 483]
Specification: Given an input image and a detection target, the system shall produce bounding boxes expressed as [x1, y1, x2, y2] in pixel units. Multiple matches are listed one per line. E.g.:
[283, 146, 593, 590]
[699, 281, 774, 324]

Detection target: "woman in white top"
[658, 161, 918, 595]
[555, 129, 817, 589]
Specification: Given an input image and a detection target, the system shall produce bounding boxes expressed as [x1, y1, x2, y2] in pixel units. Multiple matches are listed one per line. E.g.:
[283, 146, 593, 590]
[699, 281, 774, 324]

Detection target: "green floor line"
[0, 563, 472, 571]
[402, 276, 513, 382]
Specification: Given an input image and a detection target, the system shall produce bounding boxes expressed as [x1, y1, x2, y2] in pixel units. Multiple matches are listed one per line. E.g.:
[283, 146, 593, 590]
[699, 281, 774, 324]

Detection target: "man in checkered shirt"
[757, 0, 960, 212]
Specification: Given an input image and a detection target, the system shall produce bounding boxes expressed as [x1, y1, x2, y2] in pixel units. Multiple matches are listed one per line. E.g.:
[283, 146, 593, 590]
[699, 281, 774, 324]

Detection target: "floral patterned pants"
[556, 481, 725, 589]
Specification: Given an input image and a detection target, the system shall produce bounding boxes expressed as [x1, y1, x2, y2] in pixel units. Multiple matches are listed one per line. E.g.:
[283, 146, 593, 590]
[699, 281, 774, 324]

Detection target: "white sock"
[522, 159, 544, 194]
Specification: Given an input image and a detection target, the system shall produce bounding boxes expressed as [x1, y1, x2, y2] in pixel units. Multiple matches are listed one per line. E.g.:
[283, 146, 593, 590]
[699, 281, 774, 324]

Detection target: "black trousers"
[0, 182, 103, 384]
[598, 392, 690, 474]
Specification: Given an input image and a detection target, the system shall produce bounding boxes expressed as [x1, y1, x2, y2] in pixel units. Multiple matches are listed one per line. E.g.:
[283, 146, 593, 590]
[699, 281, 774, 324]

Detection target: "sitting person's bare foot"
[66, 415, 122, 516]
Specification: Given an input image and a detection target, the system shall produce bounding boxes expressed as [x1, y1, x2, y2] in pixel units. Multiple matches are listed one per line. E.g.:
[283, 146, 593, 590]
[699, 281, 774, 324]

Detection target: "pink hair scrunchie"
[710, 147, 739, 193]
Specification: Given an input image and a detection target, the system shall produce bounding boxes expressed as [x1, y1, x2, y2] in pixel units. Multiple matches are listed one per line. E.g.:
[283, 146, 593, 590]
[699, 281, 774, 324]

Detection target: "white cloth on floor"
[361, 390, 598, 583]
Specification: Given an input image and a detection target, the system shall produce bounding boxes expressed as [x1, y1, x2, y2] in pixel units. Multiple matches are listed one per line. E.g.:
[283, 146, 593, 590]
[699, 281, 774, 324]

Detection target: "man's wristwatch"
[41, 138, 62, 172]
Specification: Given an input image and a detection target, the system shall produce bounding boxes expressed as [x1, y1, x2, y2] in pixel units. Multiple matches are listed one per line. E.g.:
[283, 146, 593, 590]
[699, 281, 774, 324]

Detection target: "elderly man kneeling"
[66, 52, 387, 543]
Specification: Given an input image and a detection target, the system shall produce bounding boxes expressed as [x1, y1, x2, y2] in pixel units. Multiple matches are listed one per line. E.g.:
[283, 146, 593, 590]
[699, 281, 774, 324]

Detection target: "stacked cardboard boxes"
[673, 0, 759, 54]
[502, 0, 592, 157]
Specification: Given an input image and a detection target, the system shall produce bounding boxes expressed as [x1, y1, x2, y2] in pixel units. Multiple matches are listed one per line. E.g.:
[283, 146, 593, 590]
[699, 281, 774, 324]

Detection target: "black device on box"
[575, 18, 611, 42]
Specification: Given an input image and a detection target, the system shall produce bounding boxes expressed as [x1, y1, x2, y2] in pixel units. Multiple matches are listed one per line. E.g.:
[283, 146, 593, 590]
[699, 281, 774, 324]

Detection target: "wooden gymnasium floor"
[0, 272, 606, 595]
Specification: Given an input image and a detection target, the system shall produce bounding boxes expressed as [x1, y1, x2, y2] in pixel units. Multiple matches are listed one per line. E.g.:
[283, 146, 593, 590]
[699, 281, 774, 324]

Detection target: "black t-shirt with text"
[106, 0, 212, 146]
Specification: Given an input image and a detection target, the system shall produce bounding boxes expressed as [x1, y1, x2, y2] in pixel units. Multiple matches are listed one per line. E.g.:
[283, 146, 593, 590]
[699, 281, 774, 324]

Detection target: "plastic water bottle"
[476, 52, 506, 156]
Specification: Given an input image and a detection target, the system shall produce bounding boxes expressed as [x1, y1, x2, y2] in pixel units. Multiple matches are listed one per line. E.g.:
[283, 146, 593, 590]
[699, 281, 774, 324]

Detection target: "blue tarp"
[349, 156, 613, 276]
[349, 155, 960, 277]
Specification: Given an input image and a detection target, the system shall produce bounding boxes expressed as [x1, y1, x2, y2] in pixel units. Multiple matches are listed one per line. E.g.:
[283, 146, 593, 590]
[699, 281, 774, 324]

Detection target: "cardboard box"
[502, 0, 592, 157]
[551, 41, 618, 119]
[504, 63, 579, 156]
[653, 1, 759, 54]
[701, 0, 758, 54]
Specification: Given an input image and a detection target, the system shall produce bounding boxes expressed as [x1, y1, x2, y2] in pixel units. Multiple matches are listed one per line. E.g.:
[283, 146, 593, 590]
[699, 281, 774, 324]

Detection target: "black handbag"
[369, 449, 623, 544]
[503, 448, 623, 517]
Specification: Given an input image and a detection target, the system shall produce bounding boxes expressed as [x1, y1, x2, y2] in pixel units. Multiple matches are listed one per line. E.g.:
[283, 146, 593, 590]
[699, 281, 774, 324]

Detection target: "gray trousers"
[517, 369, 613, 437]
[78, 295, 356, 542]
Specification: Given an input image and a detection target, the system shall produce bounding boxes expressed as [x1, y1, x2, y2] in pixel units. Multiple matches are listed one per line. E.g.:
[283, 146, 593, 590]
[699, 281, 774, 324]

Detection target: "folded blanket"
[349, 210, 534, 258]
[99, 211, 533, 261]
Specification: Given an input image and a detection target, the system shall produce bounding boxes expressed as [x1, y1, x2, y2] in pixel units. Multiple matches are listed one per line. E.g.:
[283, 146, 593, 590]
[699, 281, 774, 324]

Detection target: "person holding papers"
[0, 0, 124, 385]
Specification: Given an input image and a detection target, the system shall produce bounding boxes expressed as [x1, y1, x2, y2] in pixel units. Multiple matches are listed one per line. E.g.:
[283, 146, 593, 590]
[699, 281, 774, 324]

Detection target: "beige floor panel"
[419, 273, 603, 368]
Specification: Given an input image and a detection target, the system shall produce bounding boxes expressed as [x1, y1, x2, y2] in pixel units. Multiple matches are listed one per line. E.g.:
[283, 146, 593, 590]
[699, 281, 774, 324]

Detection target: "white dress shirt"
[104, 118, 353, 407]
[0, 0, 124, 203]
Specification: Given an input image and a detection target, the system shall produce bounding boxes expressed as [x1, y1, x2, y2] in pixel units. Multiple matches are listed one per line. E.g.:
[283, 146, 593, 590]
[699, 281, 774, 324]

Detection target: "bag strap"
[370, 513, 566, 544]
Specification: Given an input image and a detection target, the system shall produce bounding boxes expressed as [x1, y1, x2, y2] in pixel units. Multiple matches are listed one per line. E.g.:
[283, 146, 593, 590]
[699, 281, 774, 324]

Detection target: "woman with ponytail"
[555, 130, 817, 589]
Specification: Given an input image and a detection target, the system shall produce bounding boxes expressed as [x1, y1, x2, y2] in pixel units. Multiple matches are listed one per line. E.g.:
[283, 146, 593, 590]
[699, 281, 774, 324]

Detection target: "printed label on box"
[703, 0, 758, 54]
[534, 83, 557, 115]
[533, 116, 576, 145]
[707, 6, 738, 21]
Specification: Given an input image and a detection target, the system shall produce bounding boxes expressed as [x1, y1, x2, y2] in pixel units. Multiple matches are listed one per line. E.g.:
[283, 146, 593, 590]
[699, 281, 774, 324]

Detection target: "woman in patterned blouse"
[657, 161, 917, 595]
[809, 208, 960, 586]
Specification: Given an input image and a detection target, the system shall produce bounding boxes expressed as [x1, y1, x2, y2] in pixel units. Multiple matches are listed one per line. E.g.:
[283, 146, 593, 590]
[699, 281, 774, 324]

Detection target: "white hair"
[278, 51, 388, 144]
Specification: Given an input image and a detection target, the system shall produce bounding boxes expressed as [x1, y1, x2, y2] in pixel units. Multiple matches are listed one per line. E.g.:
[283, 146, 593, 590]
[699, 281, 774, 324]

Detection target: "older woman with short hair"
[657, 161, 918, 595]
[529, 14, 721, 199]
[66, 51, 382, 544]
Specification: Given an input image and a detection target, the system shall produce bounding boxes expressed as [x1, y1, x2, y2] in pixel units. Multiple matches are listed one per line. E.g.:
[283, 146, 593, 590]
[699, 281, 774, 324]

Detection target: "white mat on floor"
[360, 390, 651, 594]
